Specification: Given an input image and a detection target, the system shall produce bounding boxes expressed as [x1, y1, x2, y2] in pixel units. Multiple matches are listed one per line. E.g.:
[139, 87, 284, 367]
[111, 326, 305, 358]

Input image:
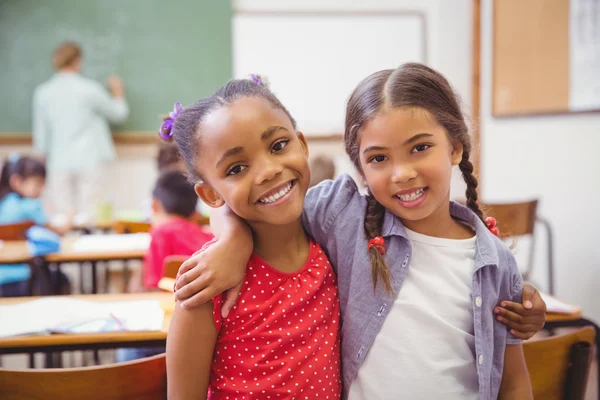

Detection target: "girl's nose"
[391, 163, 417, 183]
[255, 157, 284, 185]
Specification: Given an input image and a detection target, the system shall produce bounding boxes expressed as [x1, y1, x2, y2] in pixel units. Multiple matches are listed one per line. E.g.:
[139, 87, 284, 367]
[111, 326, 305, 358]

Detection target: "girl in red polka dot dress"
[165, 76, 342, 400]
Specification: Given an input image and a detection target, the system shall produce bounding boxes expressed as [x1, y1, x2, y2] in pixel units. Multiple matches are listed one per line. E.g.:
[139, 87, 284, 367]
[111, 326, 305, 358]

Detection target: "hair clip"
[249, 73, 261, 85]
[368, 236, 386, 255]
[485, 217, 500, 237]
[159, 102, 184, 140]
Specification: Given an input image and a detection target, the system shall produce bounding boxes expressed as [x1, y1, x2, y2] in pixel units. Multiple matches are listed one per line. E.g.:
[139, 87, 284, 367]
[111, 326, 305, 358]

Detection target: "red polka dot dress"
[209, 239, 341, 399]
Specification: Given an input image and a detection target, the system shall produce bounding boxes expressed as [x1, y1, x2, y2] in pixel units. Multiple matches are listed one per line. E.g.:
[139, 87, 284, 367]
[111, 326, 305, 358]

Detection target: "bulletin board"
[493, 0, 600, 117]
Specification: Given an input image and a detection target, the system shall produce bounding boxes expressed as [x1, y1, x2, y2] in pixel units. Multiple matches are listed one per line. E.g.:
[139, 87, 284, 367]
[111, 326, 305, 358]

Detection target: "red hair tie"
[368, 236, 386, 255]
[485, 217, 500, 237]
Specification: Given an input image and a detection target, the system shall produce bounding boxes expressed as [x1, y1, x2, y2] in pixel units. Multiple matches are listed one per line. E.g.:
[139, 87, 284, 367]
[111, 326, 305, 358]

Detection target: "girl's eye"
[412, 144, 431, 153]
[226, 165, 247, 176]
[369, 155, 387, 164]
[272, 139, 289, 153]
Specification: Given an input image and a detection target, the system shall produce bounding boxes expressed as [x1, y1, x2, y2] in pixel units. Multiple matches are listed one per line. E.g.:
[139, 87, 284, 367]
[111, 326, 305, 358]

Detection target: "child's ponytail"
[364, 194, 394, 294]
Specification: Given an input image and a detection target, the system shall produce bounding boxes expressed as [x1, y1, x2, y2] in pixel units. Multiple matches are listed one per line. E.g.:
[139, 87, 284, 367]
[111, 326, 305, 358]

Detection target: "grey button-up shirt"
[302, 175, 523, 400]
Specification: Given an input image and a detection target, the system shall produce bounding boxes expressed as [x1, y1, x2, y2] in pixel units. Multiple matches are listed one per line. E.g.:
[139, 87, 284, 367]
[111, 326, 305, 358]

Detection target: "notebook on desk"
[0, 297, 164, 338]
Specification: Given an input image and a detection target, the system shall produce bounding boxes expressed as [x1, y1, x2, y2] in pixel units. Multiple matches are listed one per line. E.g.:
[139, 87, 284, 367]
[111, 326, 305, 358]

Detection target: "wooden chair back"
[190, 212, 210, 226]
[481, 200, 539, 280]
[112, 220, 151, 234]
[481, 200, 538, 238]
[163, 255, 187, 279]
[0, 353, 166, 400]
[523, 326, 595, 400]
[0, 220, 35, 241]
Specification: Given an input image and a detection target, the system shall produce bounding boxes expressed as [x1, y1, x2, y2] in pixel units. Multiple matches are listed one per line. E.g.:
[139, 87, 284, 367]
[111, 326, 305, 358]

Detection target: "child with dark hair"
[130, 169, 213, 293]
[0, 154, 69, 296]
[164, 75, 342, 398]
[118, 169, 213, 363]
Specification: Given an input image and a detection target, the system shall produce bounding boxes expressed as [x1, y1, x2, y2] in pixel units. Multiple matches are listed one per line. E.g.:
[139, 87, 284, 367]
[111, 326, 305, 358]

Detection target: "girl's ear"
[151, 198, 162, 214]
[194, 183, 225, 208]
[296, 131, 309, 158]
[451, 143, 464, 166]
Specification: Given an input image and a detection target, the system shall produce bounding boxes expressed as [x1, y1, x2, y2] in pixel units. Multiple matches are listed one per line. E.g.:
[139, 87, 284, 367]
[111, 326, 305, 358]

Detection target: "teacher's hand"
[107, 75, 124, 98]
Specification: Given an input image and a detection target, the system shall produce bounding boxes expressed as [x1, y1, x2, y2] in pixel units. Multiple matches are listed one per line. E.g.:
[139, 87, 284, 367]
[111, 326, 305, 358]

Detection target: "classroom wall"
[1, 0, 472, 213]
[480, 0, 600, 321]
[233, 0, 473, 200]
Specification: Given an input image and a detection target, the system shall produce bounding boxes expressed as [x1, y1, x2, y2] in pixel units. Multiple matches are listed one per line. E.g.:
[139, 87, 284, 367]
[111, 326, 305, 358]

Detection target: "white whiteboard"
[233, 13, 426, 134]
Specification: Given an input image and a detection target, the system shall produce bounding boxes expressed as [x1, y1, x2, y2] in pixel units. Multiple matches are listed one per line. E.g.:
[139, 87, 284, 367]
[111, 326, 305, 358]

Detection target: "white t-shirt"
[348, 228, 479, 400]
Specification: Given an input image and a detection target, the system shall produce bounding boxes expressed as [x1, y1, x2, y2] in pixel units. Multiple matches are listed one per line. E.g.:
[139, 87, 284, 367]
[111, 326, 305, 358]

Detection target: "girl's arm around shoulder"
[302, 174, 362, 244]
[488, 227, 547, 340]
[499, 344, 533, 400]
[166, 300, 218, 400]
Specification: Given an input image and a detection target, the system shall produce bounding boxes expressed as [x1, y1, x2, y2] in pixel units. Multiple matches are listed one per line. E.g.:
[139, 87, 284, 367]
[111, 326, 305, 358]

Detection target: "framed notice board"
[493, 0, 600, 116]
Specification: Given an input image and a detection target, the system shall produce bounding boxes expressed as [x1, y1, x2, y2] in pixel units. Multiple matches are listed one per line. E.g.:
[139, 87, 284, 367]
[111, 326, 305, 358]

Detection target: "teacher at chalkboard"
[32, 41, 129, 225]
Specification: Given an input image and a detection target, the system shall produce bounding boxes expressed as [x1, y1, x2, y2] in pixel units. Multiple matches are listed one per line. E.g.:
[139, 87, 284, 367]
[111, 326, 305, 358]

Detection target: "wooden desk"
[46, 237, 145, 263]
[0, 238, 147, 294]
[0, 292, 174, 355]
[0, 241, 31, 265]
[0, 238, 146, 265]
[546, 309, 583, 323]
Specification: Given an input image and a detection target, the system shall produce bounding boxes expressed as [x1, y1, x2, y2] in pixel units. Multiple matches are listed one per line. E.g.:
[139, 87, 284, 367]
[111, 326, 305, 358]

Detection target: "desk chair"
[157, 256, 186, 293]
[523, 326, 595, 400]
[191, 212, 210, 226]
[163, 255, 187, 279]
[0, 220, 35, 241]
[105, 220, 151, 293]
[112, 220, 151, 234]
[482, 200, 557, 294]
[0, 353, 166, 400]
[0, 221, 38, 298]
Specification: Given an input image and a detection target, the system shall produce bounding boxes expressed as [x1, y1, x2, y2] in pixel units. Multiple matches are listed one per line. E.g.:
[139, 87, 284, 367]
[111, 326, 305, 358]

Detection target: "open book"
[0, 297, 164, 338]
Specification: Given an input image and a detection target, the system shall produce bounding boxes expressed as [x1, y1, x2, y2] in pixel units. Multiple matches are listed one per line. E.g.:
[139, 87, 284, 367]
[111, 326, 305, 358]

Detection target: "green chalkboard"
[0, 0, 232, 137]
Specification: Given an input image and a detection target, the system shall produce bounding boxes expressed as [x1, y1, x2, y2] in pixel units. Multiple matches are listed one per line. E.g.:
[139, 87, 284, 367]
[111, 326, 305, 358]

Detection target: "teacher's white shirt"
[33, 72, 129, 172]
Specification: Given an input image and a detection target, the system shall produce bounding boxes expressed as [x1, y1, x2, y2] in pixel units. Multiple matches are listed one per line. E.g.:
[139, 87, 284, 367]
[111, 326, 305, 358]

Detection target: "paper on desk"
[70, 233, 151, 252]
[540, 292, 579, 314]
[0, 297, 163, 338]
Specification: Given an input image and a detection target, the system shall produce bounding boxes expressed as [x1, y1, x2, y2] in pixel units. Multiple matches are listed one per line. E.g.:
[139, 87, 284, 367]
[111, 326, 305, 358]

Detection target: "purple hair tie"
[249, 74, 261, 85]
[160, 101, 184, 140]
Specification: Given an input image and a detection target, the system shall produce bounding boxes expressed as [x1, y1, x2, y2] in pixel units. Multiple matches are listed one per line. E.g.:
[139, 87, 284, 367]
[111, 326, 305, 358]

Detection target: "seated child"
[118, 169, 213, 362]
[0, 154, 70, 296]
[131, 169, 213, 292]
[141, 142, 209, 220]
